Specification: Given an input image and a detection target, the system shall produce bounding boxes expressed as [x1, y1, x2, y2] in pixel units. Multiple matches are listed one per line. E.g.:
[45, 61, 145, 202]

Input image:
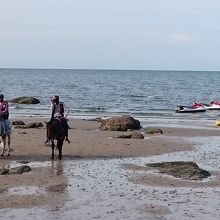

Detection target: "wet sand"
[0, 117, 220, 219]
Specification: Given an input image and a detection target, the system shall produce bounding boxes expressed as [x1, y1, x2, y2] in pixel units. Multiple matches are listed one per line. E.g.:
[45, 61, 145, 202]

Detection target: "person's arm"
[63, 103, 69, 118]
[0, 101, 9, 115]
[50, 103, 55, 120]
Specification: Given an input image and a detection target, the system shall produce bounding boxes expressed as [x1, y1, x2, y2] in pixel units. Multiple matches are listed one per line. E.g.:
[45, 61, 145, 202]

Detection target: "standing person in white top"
[50, 95, 70, 143]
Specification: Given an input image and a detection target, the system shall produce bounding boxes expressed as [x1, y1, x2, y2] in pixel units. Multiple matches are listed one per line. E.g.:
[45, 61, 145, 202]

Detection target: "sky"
[0, 0, 220, 71]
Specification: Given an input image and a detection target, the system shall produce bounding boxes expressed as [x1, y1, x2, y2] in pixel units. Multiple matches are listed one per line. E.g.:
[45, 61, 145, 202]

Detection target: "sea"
[1, 68, 220, 122]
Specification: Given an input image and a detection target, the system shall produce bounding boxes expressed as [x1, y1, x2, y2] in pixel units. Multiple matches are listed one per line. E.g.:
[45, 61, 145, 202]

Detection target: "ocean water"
[0, 68, 220, 121]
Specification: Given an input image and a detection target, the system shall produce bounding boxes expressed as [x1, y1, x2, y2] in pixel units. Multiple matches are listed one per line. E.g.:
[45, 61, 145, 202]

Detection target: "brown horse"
[45, 120, 65, 160]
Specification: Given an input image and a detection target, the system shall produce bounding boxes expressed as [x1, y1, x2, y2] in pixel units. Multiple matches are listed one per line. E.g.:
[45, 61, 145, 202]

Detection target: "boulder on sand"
[116, 132, 144, 139]
[99, 115, 141, 131]
[14, 122, 43, 129]
[12, 121, 25, 125]
[145, 128, 163, 135]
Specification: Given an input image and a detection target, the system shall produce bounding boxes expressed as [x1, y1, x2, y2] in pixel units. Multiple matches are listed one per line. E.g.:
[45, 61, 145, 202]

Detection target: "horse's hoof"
[44, 140, 49, 144]
[65, 139, 71, 143]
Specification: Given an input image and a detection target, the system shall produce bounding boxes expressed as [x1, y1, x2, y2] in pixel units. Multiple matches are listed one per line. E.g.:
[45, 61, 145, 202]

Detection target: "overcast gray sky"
[0, 0, 219, 70]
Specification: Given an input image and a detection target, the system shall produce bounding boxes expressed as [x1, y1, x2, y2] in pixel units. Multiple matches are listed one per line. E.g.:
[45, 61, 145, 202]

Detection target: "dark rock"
[14, 125, 27, 129]
[17, 160, 30, 164]
[1, 165, 31, 175]
[9, 165, 31, 174]
[26, 123, 37, 128]
[12, 121, 25, 125]
[145, 128, 163, 135]
[14, 122, 43, 129]
[96, 117, 103, 122]
[99, 115, 141, 131]
[25, 122, 43, 128]
[146, 161, 210, 180]
[130, 132, 144, 139]
[36, 122, 43, 127]
[10, 96, 40, 104]
[47, 183, 67, 193]
[116, 134, 132, 139]
[0, 168, 9, 175]
[17, 131, 27, 134]
[116, 132, 144, 139]
[84, 117, 103, 122]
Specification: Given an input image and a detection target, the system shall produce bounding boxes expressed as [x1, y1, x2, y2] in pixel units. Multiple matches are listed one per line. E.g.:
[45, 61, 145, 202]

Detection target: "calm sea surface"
[0, 68, 220, 121]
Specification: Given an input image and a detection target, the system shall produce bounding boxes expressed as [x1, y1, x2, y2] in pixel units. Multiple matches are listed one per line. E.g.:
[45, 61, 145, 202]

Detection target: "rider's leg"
[63, 119, 70, 143]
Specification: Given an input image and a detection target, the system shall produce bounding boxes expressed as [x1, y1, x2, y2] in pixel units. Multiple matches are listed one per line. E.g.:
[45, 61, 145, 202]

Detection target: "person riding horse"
[50, 95, 70, 143]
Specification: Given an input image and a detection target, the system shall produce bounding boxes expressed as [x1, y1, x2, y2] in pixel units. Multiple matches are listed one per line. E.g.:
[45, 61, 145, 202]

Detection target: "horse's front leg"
[57, 140, 63, 160]
[51, 140, 55, 160]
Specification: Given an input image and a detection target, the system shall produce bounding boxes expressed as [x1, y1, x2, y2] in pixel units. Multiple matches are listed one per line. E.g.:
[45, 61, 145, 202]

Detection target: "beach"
[0, 117, 220, 219]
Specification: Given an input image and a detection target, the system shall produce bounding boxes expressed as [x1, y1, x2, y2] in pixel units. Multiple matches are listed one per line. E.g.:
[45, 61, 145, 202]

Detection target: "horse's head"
[45, 120, 64, 141]
[45, 120, 57, 130]
[45, 121, 54, 140]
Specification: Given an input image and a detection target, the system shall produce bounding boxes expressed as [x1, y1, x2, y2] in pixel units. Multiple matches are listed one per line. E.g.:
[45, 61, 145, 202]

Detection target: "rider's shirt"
[51, 102, 69, 119]
[0, 101, 9, 120]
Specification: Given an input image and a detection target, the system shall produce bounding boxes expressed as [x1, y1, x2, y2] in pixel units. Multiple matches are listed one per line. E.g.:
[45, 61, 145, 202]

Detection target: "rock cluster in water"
[10, 96, 40, 104]
[146, 161, 211, 180]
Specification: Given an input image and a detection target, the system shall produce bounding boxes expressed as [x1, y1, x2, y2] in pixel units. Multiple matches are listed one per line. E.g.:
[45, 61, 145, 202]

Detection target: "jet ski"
[199, 101, 220, 110]
[176, 103, 206, 113]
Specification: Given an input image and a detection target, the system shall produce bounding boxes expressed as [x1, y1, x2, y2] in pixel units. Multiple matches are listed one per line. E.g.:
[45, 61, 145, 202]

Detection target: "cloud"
[144, 32, 191, 46]
[169, 33, 191, 45]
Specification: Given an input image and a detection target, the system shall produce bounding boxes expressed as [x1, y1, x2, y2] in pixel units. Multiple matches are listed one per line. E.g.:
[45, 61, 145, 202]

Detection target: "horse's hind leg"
[1, 136, 6, 156]
[7, 135, 11, 156]
[51, 140, 55, 160]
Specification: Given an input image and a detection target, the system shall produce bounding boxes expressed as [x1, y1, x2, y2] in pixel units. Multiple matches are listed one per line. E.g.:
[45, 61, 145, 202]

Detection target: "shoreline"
[1, 116, 220, 160]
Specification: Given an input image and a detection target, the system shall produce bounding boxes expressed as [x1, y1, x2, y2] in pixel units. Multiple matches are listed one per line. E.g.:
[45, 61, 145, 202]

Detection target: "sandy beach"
[0, 117, 220, 219]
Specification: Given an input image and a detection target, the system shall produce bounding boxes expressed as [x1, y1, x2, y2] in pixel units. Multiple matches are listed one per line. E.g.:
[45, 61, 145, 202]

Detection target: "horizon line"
[0, 67, 219, 72]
